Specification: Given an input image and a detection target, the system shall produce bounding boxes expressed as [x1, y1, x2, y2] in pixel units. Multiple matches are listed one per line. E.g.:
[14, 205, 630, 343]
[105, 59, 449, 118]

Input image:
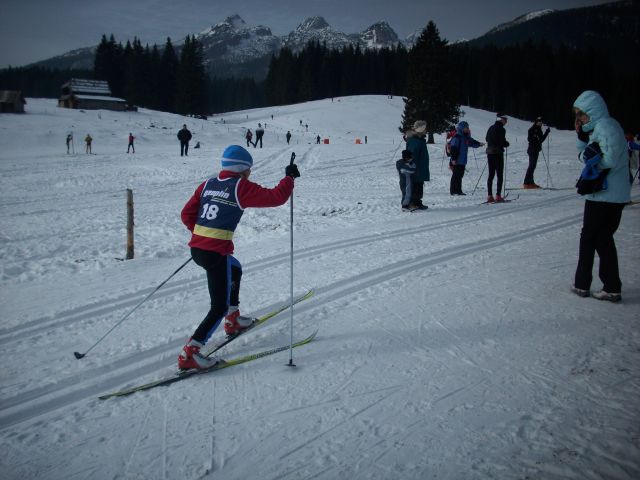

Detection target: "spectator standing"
[127, 132, 135, 153]
[286, 131, 292, 145]
[85, 134, 93, 154]
[404, 120, 430, 210]
[254, 124, 265, 148]
[66, 133, 73, 154]
[396, 149, 417, 211]
[177, 124, 192, 156]
[570, 90, 631, 302]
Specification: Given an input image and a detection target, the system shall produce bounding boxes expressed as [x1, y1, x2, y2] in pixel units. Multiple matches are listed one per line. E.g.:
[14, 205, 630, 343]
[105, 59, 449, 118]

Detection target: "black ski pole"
[73, 257, 193, 359]
[288, 152, 297, 367]
[472, 160, 487, 195]
[504, 148, 508, 197]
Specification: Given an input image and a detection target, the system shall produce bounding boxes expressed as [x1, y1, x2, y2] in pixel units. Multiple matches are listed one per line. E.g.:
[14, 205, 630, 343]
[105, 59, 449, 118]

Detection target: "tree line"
[0, 25, 636, 132]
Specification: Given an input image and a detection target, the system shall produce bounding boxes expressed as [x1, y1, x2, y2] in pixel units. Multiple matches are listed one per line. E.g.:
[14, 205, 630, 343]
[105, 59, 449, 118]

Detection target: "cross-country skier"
[178, 145, 301, 369]
[523, 117, 550, 188]
[485, 114, 510, 202]
[448, 121, 484, 195]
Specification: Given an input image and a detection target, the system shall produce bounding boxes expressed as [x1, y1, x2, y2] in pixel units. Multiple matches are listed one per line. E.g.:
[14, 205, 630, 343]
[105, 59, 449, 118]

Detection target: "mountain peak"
[297, 16, 331, 32]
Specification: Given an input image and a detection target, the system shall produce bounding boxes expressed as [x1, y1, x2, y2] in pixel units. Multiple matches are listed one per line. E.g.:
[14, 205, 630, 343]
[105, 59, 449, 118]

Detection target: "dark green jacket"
[405, 130, 430, 182]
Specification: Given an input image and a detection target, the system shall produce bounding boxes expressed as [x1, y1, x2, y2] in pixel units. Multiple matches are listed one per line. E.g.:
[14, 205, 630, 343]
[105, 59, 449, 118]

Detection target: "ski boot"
[224, 307, 254, 337]
[178, 338, 219, 370]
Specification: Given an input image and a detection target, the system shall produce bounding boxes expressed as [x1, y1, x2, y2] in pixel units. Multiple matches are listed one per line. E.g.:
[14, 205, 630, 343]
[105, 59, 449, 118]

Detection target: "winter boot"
[178, 338, 219, 370]
[591, 290, 621, 302]
[486, 195, 495, 203]
[571, 285, 590, 298]
[495, 195, 506, 202]
[224, 307, 254, 336]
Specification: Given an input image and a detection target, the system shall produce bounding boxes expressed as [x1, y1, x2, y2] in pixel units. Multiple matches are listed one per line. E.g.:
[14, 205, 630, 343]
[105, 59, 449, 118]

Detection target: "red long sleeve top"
[181, 170, 294, 255]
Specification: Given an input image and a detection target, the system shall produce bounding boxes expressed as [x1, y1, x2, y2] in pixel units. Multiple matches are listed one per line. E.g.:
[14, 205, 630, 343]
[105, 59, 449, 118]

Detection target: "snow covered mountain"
[484, 9, 555, 36]
[283, 16, 353, 52]
[194, 14, 282, 66]
[356, 21, 401, 50]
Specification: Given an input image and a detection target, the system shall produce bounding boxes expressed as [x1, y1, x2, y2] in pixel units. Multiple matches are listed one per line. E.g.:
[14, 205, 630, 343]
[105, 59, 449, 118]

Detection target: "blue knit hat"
[221, 145, 253, 172]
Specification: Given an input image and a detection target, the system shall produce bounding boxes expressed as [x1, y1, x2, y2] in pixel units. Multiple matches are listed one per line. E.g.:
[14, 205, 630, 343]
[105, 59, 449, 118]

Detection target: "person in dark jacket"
[177, 125, 192, 156]
[405, 120, 430, 209]
[396, 149, 417, 210]
[254, 123, 265, 148]
[485, 114, 510, 202]
[178, 145, 301, 370]
[523, 117, 550, 188]
[286, 131, 292, 144]
[448, 121, 484, 195]
[245, 129, 254, 147]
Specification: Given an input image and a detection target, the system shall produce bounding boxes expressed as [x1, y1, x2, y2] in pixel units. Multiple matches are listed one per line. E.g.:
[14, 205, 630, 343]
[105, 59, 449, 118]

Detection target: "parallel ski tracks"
[0, 192, 574, 344]
[0, 192, 582, 429]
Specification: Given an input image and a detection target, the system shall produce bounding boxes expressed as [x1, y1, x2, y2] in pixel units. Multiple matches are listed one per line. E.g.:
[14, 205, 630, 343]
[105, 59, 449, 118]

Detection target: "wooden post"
[126, 189, 134, 260]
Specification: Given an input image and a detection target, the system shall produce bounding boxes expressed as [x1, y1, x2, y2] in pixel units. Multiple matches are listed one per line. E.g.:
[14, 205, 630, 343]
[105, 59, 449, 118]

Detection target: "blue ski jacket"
[573, 90, 630, 204]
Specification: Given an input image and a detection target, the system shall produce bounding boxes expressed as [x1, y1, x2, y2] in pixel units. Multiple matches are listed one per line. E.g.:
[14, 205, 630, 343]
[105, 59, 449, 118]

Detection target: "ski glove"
[286, 164, 300, 178]
[577, 126, 590, 143]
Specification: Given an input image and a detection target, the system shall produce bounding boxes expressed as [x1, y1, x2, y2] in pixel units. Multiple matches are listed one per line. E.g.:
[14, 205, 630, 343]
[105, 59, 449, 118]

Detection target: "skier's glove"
[286, 164, 300, 178]
[577, 126, 590, 143]
[545, 127, 551, 134]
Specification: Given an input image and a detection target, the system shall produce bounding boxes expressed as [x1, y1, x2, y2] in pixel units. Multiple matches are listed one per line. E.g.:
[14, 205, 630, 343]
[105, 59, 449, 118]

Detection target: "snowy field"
[0, 96, 639, 480]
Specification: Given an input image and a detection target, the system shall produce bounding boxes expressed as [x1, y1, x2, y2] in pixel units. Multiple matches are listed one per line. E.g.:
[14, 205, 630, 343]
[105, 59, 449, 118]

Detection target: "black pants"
[410, 181, 424, 206]
[190, 248, 242, 343]
[574, 200, 625, 292]
[180, 141, 189, 156]
[524, 150, 539, 185]
[487, 153, 504, 196]
[127, 142, 135, 153]
[450, 164, 466, 194]
[255, 135, 263, 148]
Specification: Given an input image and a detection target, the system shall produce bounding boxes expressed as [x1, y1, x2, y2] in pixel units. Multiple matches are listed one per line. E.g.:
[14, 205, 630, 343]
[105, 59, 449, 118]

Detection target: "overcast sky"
[0, 0, 612, 68]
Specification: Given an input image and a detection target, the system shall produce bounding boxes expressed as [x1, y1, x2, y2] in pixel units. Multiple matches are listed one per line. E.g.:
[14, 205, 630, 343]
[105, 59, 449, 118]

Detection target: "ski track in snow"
[0, 194, 584, 429]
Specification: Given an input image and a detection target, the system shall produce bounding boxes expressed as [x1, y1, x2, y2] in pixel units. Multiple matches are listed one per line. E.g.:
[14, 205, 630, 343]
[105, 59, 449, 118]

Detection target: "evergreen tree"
[175, 35, 207, 115]
[158, 37, 178, 112]
[401, 21, 460, 142]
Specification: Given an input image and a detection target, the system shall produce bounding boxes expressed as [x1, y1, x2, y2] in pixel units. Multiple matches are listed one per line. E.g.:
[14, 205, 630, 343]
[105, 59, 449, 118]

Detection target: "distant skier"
[66, 133, 73, 154]
[523, 117, 550, 188]
[245, 129, 254, 147]
[178, 145, 301, 370]
[177, 124, 192, 156]
[485, 114, 510, 202]
[84, 134, 93, 154]
[316, 135, 321, 144]
[286, 131, 292, 144]
[127, 132, 135, 153]
[255, 123, 264, 148]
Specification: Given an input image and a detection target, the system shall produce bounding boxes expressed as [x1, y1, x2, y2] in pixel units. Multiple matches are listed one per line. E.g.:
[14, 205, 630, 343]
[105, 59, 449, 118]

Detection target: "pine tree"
[401, 21, 460, 143]
[175, 35, 207, 115]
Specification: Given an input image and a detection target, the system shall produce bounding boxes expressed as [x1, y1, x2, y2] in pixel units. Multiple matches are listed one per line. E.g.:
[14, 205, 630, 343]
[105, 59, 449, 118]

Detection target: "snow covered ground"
[1, 96, 639, 480]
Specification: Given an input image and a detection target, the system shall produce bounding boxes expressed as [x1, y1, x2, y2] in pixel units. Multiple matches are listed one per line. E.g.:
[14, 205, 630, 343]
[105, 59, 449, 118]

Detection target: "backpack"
[575, 142, 610, 195]
[444, 129, 456, 157]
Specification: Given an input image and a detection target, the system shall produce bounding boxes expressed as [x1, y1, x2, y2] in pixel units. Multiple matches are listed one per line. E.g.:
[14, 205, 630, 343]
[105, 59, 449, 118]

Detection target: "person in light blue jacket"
[448, 121, 484, 195]
[571, 90, 631, 302]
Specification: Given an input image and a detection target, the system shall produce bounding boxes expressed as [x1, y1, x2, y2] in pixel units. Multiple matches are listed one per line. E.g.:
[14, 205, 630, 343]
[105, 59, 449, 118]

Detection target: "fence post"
[126, 189, 134, 260]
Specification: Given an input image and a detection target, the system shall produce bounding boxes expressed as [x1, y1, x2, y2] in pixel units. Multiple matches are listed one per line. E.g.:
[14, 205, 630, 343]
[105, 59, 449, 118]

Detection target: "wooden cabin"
[58, 79, 127, 111]
[0, 90, 26, 113]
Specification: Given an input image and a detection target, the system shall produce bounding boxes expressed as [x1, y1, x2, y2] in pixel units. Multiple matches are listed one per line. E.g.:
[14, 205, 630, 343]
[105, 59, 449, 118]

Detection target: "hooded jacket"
[573, 91, 630, 204]
[405, 130, 430, 182]
[449, 121, 482, 166]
